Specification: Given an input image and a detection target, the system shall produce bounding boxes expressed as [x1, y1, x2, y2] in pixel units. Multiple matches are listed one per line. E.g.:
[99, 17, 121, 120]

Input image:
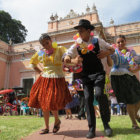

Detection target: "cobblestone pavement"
[23, 116, 108, 140]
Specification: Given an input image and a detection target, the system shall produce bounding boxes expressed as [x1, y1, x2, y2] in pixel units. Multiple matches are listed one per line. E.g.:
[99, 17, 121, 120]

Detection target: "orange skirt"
[28, 76, 72, 111]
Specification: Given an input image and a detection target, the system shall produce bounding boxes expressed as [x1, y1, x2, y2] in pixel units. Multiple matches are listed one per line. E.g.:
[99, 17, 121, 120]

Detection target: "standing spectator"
[109, 90, 120, 115]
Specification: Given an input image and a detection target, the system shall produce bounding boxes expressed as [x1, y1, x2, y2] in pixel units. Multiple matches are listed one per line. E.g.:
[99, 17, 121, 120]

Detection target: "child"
[65, 107, 73, 119]
[110, 35, 140, 130]
[28, 34, 72, 134]
[73, 79, 86, 120]
[64, 19, 114, 138]
[65, 83, 79, 119]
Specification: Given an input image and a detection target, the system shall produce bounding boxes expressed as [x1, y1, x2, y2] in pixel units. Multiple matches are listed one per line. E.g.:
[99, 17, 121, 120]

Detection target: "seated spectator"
[38, 109, 43, 117]
[8, 92, 16, 104]
[119, 103, 127, 115]
[0, 97, 3, 114]
[3, 94, 9, 103]
[20, 100, 29, 115]
[13, 96, 21, 115]
[0, 106, 3, 114]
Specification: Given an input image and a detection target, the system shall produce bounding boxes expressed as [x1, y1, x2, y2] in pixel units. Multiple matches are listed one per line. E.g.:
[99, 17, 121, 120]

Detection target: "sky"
[0, 0, 140, 42]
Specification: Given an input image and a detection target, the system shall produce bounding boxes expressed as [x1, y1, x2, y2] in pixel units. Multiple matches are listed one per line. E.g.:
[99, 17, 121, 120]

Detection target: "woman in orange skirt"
[28, 34, 72, 134]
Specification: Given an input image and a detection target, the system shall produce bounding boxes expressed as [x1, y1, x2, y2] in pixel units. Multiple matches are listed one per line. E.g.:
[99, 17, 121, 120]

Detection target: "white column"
[4, 61, 11, 89]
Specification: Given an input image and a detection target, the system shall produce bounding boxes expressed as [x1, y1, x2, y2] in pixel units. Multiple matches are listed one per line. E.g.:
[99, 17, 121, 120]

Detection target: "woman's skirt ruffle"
[28, 76, 72, 111]
[111, 74, 140, 104]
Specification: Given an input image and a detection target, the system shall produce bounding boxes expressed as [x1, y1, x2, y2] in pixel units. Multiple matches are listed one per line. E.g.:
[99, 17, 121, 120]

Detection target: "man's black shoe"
[86, 132, 95, 139]
[104, 128, 112, 137]
[75, 115, 81, 120]
[104, 123, 113, 137]
[82, 116, 86, 120]
[81, 115, 86, 120]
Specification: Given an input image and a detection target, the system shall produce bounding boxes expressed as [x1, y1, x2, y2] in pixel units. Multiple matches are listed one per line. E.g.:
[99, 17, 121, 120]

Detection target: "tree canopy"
[0, 10, 28, 44]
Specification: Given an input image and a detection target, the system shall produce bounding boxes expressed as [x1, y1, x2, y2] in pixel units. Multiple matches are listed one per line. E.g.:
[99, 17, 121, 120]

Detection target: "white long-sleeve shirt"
[64, 36, 111, 71]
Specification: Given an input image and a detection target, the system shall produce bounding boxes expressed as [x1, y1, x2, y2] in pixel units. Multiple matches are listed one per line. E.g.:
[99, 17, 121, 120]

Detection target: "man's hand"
[128, 65, 140, 73]
[71, 55, 83, 65]
[108, 46, 115, 54]
[64, 55, 71, 63]
[97, 46, 115, 59]
[97, 50, 110, 59]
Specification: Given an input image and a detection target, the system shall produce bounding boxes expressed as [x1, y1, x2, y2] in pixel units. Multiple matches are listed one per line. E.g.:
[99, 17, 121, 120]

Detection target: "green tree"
[0, 10, 28, 44]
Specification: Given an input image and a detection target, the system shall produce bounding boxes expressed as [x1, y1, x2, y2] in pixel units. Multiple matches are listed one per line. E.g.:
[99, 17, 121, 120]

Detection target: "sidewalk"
[23, 116, 108, 140]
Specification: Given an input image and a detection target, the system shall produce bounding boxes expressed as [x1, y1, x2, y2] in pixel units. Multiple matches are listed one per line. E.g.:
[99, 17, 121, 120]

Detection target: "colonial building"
[0, 4, 140, 95]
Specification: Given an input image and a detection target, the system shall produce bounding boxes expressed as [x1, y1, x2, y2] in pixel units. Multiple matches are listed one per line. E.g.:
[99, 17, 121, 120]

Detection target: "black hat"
[74, 19, 95, 30]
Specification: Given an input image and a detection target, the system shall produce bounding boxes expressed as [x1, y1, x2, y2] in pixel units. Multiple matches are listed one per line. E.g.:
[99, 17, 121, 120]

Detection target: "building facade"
[0, 4, 140, 95]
